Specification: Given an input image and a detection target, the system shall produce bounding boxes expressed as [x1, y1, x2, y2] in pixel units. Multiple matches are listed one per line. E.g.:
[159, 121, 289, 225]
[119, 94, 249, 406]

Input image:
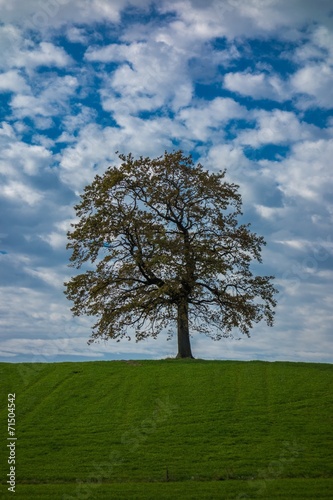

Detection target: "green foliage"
[0, 360, 332, 498]
[65, 150, 277, 349]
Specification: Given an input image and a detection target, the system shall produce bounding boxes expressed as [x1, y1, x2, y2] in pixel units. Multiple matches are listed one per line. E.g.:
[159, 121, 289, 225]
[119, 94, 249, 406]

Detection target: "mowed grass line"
[4, 478, 333, 499]
[0, 359, 332, 499]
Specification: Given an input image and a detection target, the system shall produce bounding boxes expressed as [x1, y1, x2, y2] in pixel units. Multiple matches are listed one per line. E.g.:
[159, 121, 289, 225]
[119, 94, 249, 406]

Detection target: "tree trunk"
[176, 298, 194, 358]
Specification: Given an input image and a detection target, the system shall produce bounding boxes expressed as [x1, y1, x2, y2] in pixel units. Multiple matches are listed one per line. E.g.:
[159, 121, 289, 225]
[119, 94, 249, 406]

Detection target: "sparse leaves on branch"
[64, 150, 278, 358]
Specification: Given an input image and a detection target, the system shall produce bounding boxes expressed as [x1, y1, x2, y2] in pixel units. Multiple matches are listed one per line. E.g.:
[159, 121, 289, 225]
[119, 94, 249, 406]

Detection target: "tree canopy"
[65, 150, 278, 358]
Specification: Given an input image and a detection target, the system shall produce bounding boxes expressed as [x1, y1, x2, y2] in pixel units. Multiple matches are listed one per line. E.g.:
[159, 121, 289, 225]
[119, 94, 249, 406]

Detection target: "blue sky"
[0, 0, 332, 364]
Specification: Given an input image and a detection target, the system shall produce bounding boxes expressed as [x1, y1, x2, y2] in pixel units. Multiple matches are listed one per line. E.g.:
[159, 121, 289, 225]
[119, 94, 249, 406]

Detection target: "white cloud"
[25, 266, 69, 289]
[291, 63, 333, 109]
[0, 0, 120, 28]
[276, 239, 312, 251]
[178, 97, 247, 141]
[0, 0, 153, 32]
[85, 42, 133, 63]
[312, 26, 333, 63]
[236, 109, 322, 148]
[0, 180, 43, 205]
[0, 338, 95, 359]
[0, 285, 89, 342]
[0, 335, 171, 360]
[2, 142, 51, 175]
[11, 94, 47, 116]
[272, 139, 333, 202]
[66, 26, 89, 44]
[291, 26, 333, 65]
[224, 0, 333, 33]
[0, 124, 52, 178]
[292, 43, 327, 64]
[224, 70, 288, 101]
[16, 41, 71, 69]
[0, 24, 22, 70]
[0, 69, 29, 93]
[0, 122, 16, 139]
[113, 114, 190, 153]
[1, 0, 332, 42]
[202, 143, 251, 173]
[0, 26, 71, 71]
[58, 117, 190, 191]
[87, 40, 193, 113]
[39, 218, 76, 250]
[160, 0, 333, 40]
[199, 144, 257, 205]
[0, 125, 53, 205]
[10, 75, 78, 120]
[58, 123, 120, 190]
[160, 0, 257, 40]
[255, 204, 288, 220]
[281, 25, 333, 109]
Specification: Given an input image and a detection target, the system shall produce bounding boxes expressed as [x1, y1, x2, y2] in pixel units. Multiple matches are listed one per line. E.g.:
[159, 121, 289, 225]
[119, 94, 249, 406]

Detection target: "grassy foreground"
[0, 359, 332, 499]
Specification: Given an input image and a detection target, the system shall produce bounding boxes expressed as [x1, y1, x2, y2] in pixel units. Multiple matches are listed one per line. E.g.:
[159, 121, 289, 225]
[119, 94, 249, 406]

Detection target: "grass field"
[0, 359, 332, 499]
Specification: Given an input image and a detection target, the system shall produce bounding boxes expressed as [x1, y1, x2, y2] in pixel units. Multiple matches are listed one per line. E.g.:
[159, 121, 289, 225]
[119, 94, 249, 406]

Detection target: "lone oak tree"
[65, 151, 277, 358]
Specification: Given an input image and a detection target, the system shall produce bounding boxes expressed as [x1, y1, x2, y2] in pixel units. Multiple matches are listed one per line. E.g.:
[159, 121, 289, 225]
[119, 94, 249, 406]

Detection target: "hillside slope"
[0, 359, 332, 498]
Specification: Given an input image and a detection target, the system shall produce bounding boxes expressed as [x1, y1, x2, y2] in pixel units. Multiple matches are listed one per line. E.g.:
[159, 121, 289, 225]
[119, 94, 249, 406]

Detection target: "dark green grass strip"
[1, 479, 333, 499]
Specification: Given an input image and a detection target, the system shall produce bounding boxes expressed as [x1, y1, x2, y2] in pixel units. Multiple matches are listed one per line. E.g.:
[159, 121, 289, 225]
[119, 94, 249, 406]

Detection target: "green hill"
[0, 359, 332, 499]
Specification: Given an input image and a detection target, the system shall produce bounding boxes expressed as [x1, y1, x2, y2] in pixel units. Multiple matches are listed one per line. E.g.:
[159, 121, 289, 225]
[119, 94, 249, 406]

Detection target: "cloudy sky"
[0, 0, 332, 364]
